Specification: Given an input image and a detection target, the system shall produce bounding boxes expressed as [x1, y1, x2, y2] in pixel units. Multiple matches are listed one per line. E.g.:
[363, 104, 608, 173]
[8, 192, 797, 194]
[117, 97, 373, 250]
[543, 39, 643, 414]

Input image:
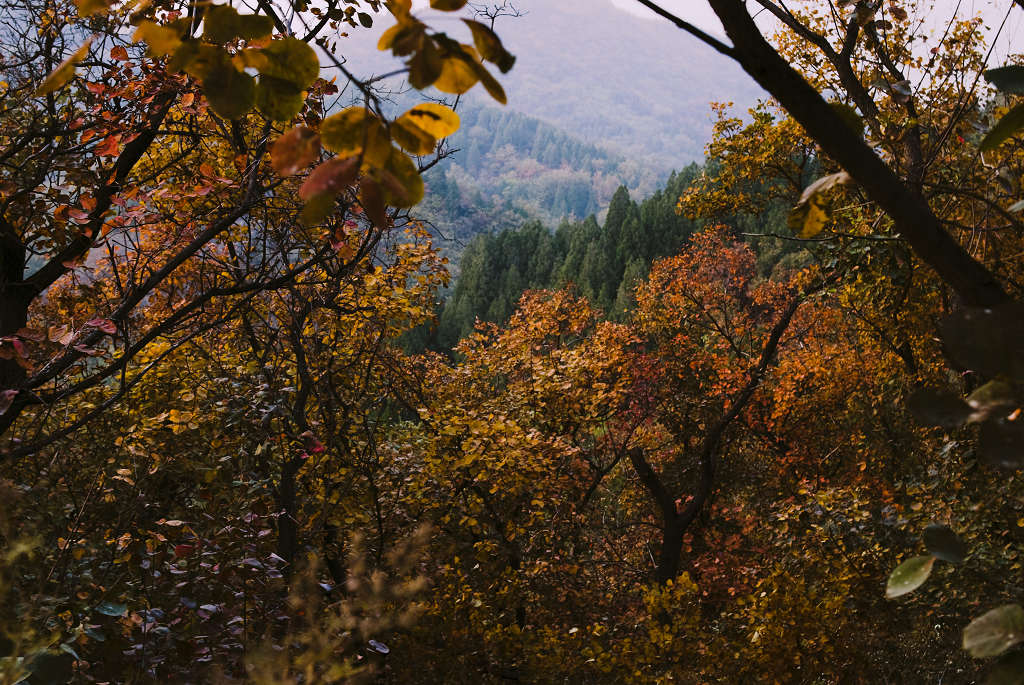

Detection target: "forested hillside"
[412, 105, 660, 269]
[2, 0, 1024, 683]
[425, 161, 807, 351]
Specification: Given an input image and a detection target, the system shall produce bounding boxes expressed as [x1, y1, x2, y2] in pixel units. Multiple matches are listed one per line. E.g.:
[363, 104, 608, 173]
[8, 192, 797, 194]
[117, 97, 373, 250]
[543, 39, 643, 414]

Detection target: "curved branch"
[703, 0, 1009, 307]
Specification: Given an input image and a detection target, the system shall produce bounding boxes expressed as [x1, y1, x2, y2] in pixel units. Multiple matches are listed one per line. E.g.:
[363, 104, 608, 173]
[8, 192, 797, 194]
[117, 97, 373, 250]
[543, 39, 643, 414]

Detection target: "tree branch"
[702, 0, 1009, 307]
[632, 0, 736, 58]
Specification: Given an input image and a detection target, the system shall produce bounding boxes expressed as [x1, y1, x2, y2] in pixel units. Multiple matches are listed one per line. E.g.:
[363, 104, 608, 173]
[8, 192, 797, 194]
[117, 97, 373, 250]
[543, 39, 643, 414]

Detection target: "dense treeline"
[422, 162, 803, 352]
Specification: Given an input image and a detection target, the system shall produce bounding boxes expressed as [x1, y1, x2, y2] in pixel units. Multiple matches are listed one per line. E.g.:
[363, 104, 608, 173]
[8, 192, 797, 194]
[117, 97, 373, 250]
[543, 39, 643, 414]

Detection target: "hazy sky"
[407, 0, 1021, 61]
[608, 0, 1022, 58]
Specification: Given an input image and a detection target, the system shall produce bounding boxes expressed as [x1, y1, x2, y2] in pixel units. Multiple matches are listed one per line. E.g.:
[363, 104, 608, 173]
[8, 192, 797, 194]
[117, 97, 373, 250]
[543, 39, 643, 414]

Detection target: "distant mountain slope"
[445, 105, 660, 220]
[335, 0, 763, 177]
[410, 104, 666, 274]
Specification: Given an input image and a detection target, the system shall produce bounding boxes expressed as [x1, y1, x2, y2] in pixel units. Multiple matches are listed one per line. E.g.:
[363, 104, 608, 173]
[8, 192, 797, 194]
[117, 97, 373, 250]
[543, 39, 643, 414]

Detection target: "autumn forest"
[1, 0, 1024, 682]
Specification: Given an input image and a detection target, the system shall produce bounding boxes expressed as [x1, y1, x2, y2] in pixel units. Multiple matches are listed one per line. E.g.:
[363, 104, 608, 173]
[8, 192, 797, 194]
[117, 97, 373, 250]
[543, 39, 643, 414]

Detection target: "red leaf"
[86, 318, 117, 335]
[67, 207, 90, 223]
[15, 328, 45, 342]
[173, 544, 195, 559]
[95, 135, 121, 157]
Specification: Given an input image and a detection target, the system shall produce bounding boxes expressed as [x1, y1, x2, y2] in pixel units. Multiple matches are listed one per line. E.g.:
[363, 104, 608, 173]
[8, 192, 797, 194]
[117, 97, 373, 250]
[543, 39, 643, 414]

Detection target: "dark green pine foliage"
[426, 172, 703, 352]
[408, 161, 801, 355]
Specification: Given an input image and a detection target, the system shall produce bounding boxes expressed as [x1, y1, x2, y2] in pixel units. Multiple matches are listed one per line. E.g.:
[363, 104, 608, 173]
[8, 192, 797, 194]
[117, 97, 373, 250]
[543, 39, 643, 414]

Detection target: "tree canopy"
[0, 0, 1023, 681]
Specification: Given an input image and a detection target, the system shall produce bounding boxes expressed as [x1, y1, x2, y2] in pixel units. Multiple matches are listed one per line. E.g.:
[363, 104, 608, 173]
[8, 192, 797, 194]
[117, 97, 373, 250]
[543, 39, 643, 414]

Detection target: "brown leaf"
[271, 125, 322, 176]
[359, 178, 388, 229]
[299, 156, 359, 202]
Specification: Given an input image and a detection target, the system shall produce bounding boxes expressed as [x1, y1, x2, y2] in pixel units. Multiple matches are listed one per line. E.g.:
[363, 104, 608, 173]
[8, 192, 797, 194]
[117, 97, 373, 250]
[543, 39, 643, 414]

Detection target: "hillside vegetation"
[1, 0, 1023, 683]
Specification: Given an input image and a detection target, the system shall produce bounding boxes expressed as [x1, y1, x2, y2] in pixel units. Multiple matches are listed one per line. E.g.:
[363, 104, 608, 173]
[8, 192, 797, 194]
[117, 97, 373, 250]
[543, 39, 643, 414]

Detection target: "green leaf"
[133, 21, 183, 57]
[202, 63, 256, 120]
[922, 523, 967, 564]
[986, 66, 1024, 95]
[300, 192, 336, 226]
[34, 38, 93, 96]
[964, 605, 1024, 658]
[95, 601, 127, 616]
[357, 11, 373, 28]
[255, 76, 305, 121]
[249, 37, 320, 90]
[83, 627, 106, 642]
[885, 555, 934, 598]
[173, 42, 227, 80]
[203, 5, 274, 43]
[981, 103, 1024, 153]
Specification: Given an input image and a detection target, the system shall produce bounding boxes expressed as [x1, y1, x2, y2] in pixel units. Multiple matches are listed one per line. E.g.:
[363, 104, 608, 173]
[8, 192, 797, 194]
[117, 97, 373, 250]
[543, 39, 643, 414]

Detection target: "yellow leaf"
[391, 119, 436, 156]
[320, 107, 391, 167]
[320, 106, 373, 154]
[407, 38, 442, 88]
[469, 58, 506, 103]
[434, 47, 479, 95]
[374, 146, 423, 207]
[431, 0, 468, 10]
[75, 0, 113, 17]
[378, 22, 404, 51]
[34, 38, 93, 96]
[788, 195, 829, 239]
[787, 172, 851, 239]
[462, 19, 515, 72]
[202, 4, 274, 43]
[133, 21, 183, 56]
[398, 103, 460, 139]
[387, 0, 412, 17]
